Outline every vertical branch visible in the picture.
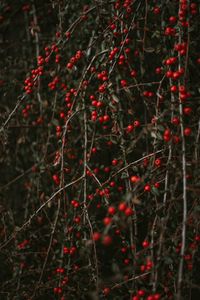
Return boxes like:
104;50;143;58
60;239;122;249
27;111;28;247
195;118;200;161
31;198;61;299
176;4;188;297
142;0;148;53
32;1;40;58
82;92;99;292
177;81;188;300
32;1;43;112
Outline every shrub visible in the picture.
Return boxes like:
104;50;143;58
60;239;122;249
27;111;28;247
0;1;200;299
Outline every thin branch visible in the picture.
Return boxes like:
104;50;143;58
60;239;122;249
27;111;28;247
0;175;84;250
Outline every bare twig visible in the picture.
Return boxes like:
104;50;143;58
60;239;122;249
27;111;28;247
0;175;84;250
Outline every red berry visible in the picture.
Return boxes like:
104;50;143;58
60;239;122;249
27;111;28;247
118;202;127;211
124;258;130;265
154;294;161;300
134;120;140;127
108;206;116;215
172;71;181;79
112;159;118;166
142;240;150;248
109;181;115;187
163;129;171;142
155;67;162;74
154;182;160;188
147;296;154;300
126;124;134;133
138;289;146;296
184;127;191;136
166;70;173;78
140;265;146;272
195;235;200;242
130;175;140;183
52;174;60;185
103;115;110;122
121;79;127;87
169;16;177;23
183;107;192;115
103;287;110;295
171;117;180;125
130;70;137;77
103;217;112;226
67;62;73;69
170;85;177;92
153;6;161;14
132;296;140;300
121;247;127;253
154;158;161;167
124;207;134;216
144;184;151;192
92;232;101;241
98;84;106;93
102;235;112;246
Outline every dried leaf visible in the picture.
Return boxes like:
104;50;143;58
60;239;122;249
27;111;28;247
132;196;142;205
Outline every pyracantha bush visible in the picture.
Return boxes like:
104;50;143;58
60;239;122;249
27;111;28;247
0;0;200;299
